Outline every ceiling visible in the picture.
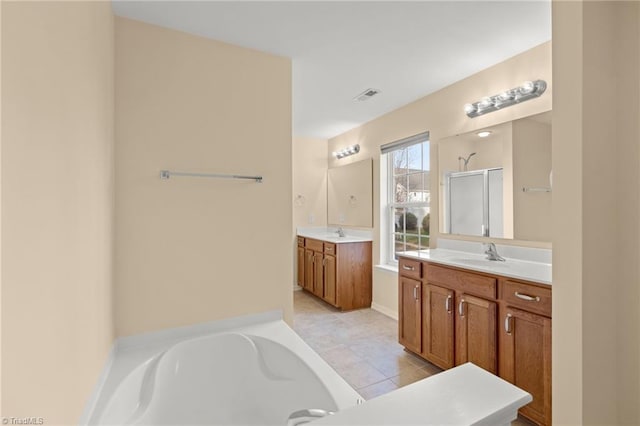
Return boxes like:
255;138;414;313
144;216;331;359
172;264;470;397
112;1;552;140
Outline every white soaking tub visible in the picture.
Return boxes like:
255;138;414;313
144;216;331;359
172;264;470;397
84;311;531;426
86;312;362;426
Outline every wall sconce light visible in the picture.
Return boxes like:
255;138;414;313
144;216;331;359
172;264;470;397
464;80;547;118
333;144;360;159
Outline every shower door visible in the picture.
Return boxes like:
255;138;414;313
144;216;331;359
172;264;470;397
445;168;503;237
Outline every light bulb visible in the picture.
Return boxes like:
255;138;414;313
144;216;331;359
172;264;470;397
478;97;493;109
520;81;535;95
497;91;513;101
464;103;476;114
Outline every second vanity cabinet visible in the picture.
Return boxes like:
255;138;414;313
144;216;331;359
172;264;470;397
298;236;372;310
398;255;551;426
400;258;498;373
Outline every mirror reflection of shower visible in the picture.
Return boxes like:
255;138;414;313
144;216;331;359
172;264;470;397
458;152;476;171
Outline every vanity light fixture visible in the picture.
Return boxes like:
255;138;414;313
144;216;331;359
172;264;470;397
477;131;492;138
333;144;360;159
464;80;547;118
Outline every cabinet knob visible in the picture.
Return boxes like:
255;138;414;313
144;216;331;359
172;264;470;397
445;295;452;313
402;264;415;271
458;299;466;317
413;285;419;300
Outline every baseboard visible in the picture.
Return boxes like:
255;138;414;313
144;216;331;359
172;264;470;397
78;342;117;425
371;302;398;321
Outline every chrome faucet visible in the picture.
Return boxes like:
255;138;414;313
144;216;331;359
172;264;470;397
287;409;334;426
335;227;345;237
484;243;505;261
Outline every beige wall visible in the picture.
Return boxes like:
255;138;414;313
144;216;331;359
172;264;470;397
293;137;328;228
1;2;114;423
115;18;293;336
1;0;4;415
553;0;640;424
327;158;373;228
328;42;552;316
512;118;552;242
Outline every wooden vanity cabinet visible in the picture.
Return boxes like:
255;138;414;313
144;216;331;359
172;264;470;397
323;244;337;305
418;262;497;372
398;257;498;374
397;256;552;426
499;280;552;426
299;237;372;310
455;293;498;374
296;237;305;287
422;283;455;369
303;249;313;292
312;251;324;297
399;276;422;354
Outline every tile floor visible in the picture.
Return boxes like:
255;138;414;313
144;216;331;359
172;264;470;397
292;289;535;425
292;290;442;400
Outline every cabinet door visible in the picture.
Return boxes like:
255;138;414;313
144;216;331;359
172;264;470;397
455;293;497;374
500;306;552;426
398;277;421;354
304;249;314;291
423;284;455;369
313;251;324;298
323;255;336;305
297;246;305;287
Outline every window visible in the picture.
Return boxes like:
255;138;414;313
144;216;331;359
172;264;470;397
382;134;430;263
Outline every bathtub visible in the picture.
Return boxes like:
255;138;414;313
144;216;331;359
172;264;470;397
85;311;531;426
86;312;362;426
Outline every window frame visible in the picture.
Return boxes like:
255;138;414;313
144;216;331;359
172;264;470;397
384;138;430;265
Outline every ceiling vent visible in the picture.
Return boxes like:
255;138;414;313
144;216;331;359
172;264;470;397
353;88;381;101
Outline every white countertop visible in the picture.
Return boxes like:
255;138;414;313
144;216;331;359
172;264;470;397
400;248;552;285
312;362;532;426
297;227;373;244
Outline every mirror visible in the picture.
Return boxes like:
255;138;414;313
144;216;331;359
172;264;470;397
328;158;373;227
439;112;551;242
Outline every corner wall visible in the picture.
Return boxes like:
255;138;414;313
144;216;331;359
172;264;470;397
293;137;328;229
552;0;640;423
114;18;293;336
1;2;114;423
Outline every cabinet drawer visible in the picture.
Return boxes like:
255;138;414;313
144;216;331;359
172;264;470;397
398;257;422;279
425;263;496;299
324;242;336;254
304;238;323;252
297;237;305;247
502;280;551;317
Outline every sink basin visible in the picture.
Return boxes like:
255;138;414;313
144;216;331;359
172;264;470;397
449;258;507;267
